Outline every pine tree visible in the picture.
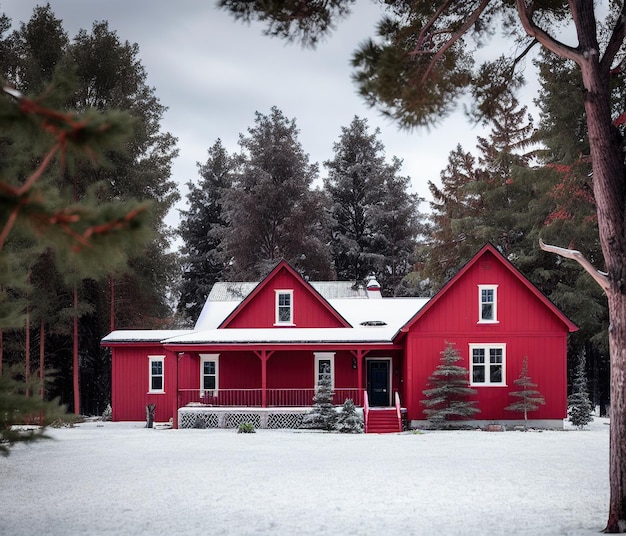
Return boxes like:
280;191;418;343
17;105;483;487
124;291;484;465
220;107;332;281
324;116;421;288
1;6;180;414
335;398;363;433
178;139;233;323
568;350;594;430
421;342;480;427
505;356;545;426
300;373;337;431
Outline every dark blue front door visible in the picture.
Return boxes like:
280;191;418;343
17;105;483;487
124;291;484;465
367;360;390;407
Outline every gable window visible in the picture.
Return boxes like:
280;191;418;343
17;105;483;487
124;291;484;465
478;285;498;323
314;352;335;388
470;344;506;386
275;290;294;325
148;356;165;393
200;354;219;395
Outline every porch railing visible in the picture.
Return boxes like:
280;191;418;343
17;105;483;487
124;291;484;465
178;388;362;408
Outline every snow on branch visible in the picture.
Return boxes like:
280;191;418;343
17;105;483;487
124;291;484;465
539;238;610;293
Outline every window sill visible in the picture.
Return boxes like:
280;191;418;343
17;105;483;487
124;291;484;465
273;322;296;327
147;390;166;395
470;384;507;388
477;320;499;325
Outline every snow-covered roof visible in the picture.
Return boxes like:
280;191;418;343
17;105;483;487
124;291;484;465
163;326;401;345
101;330;193;343
103;297;429;346
208;280;367;302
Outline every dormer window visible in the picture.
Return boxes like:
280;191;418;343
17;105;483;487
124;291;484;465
478;285;498;323
275;290;294;325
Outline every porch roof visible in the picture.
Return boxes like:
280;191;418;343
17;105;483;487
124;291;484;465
161;325;402;345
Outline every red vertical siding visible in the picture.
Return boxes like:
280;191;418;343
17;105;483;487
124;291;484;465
402;251;571;423
224;267;346;328
111;345;175;422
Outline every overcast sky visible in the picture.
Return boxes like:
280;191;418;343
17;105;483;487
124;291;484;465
2;1;509;234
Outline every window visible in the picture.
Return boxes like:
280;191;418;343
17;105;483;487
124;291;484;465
148;356;165;393
200;354;219;395
314;352;335;388
470;344;506;386
478;285;498;323
275;290;294;325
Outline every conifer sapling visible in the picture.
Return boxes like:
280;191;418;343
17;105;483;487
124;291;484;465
568;350;594;430
421;342;480;427
505;356;545;425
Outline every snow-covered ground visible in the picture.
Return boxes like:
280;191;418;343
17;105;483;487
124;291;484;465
0;419;610;535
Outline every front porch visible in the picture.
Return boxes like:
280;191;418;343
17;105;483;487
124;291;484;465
176;389;406;432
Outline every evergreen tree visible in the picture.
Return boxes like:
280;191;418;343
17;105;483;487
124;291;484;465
0;6;179;414
335;398;363;433
300;373;337;431
505;356;545;425
421;342;480;427
178;139;233;323
325;116;420;290
568;349;594;430
220;107;332;281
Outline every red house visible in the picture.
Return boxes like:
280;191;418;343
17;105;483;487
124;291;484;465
102;244;577;431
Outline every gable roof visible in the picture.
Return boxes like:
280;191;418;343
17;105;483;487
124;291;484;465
217;260;353;329
397;243;578;335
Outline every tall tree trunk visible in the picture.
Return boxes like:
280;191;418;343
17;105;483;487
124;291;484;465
39;318;44;400
73;286;80;415
577;37;626;536
25;304;30;396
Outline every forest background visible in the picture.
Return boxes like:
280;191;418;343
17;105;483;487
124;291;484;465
0;4;607;420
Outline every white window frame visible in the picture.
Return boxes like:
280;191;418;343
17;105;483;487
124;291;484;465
469;343;506;386
478;285;499;323
314;352;335;388
148;355;165;394
200;354;219;396
275;289;294;325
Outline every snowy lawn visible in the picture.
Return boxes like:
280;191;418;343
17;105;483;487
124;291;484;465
0;419;609;535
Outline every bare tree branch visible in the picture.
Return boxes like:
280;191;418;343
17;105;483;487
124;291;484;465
516;0;582;64
539;238;610;293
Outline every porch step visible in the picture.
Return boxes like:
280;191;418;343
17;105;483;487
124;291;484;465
366;408;402;434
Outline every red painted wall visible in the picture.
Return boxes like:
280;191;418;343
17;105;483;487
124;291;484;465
402;251;570;423
224;267;346;328
111;345;176;422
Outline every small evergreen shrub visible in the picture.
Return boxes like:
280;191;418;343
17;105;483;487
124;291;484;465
336;398;363;433
421;342;480;428
300;373;337;431
568;350;594;430
237;422;256;434
505;356;545;426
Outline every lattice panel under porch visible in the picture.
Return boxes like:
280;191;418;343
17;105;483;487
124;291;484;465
179;411;219;429
267;412;304;429
224;413;261;429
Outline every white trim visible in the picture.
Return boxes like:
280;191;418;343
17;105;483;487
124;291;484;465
148;355;165;394
469;343;506;386
200;354;220;395
314;352;335;388
275;289;294;325
478;284;499;323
